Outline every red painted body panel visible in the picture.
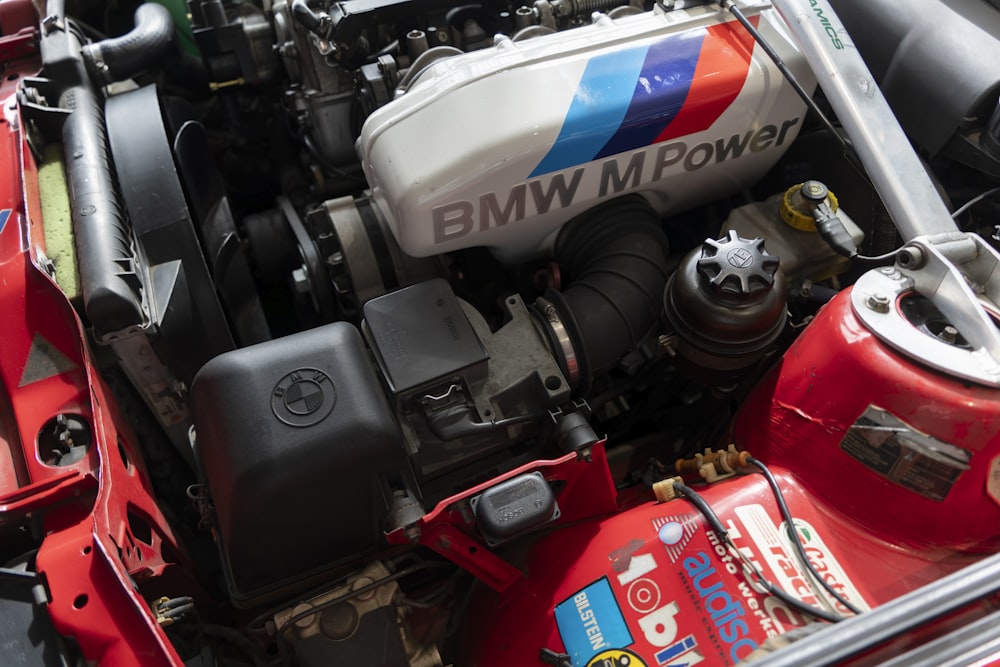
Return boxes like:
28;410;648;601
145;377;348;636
0;22;187;665
464;465;985;667
733;291;1000;551
387;443;620;597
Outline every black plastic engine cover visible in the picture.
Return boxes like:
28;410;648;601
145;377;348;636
191;322;404;606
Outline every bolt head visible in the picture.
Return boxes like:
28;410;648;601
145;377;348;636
865;292;891;313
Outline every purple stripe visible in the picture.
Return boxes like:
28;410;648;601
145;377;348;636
594;28;706;160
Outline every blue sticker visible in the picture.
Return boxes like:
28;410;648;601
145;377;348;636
0;210;10;235
555;578;633;667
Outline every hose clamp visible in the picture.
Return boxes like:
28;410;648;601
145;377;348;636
535;297;580;389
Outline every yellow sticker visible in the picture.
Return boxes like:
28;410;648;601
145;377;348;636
586;648;648;667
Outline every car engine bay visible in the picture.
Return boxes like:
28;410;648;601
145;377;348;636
4;0;1000;665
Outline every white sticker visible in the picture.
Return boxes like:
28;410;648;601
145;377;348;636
778;518;870;613
987;455;1000;508
734;504;868;614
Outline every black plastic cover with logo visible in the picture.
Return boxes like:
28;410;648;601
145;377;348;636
191;322;405;606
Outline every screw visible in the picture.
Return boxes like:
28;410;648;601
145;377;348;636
897;245;925;270
865;293;891;313
939;326;959;345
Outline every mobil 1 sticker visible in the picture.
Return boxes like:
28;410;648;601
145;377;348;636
555;550;707;667
840;405;971;501
555;578;633;667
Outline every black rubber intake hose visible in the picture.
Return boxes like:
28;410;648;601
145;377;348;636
536;197;670;393
81;3;175;85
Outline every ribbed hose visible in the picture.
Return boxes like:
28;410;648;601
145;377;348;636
81;3;175;85
61;83;145;335
40;0;146;335
536;197;670;393
571;0;621;15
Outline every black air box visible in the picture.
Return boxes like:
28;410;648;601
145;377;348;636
191;322;404;605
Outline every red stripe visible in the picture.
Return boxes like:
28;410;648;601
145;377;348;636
653;16;759;143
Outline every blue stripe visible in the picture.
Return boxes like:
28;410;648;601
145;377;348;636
595;29;705;159
0;210;10;235
530;45;649;177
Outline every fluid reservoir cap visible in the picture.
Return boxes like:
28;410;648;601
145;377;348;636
780;181;839;232
696;230;780;297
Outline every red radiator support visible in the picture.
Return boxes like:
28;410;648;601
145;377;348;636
0;16;189;665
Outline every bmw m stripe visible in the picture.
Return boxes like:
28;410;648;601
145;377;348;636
531;17;758;177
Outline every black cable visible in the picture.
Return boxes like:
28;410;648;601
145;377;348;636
718;0;851;155
854;249;900;263
672;480;845;624
673;481;730;537
747;457;863;615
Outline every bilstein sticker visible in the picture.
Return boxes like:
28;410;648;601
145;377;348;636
555;578;633;667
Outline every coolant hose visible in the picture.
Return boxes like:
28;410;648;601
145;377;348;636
39;0;145;335
61;84;146;335
81;3;176;85
535;197;670;393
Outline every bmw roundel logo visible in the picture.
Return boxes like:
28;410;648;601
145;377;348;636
271;368;336;427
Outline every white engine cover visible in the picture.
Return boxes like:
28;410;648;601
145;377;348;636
358;3;813;261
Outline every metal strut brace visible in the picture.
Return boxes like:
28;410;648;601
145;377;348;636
768;0;1000;385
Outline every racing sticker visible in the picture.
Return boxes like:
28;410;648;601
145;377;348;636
734;505;868;614
840;405;971;501
778;518;870;613
987;455;1000;508
555;578;633;667
587;648;648;667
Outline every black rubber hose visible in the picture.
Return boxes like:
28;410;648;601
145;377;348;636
292;0;326;34
39;0;143;334
538;197;670;392
81;3;176;85
56;66;145;336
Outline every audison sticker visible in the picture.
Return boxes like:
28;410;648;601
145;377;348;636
840;405;971;501
555;578;633;667
680;550;758;663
